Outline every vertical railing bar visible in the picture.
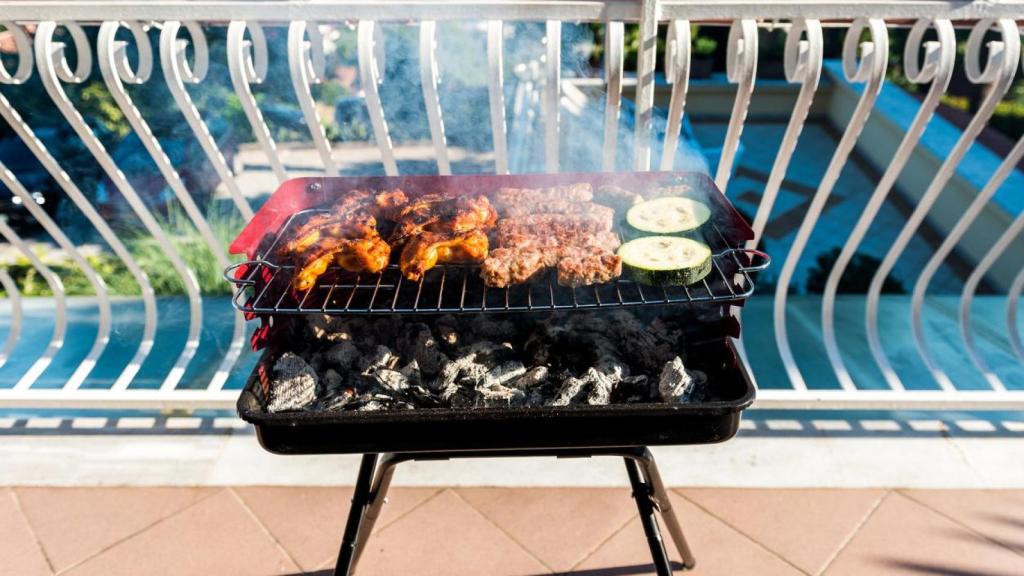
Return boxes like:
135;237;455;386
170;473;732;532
486;20;509;175
36;21;201;392
358;21;399;176
544;20;561;174
288;20;340;176
1007;268;1024;363
821;18;955;392
602;21;624;171
961;203;1024;379
160;21;254;221
419;20;450;175
1;22;156;392
913;133;1024;392
659;20;690;171
0;163;110;390
774;18;888;392
99;21;239;392
632;0;657;171
0;268;21;369
715;19;758;192
459;271;468;311
227;20;287;183
0;219;66;391
866;18;1019;392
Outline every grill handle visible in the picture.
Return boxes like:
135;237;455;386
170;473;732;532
223;259;280;287
720;248;771;273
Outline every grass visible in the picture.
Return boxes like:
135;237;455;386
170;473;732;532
0;201;246;298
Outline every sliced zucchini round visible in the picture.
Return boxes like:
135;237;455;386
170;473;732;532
625;196;711;236
617;236;712;286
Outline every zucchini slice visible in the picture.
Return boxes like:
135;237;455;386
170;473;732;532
625;196;711;236
617;236;713;286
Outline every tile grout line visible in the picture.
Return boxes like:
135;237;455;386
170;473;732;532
50;488;222;575
814;490;891;576
7;488;57;575
896;489;1024;562
227;487;303;572
312;487;448;572
568;509;637;572
449;489;556;574
671;488;812;576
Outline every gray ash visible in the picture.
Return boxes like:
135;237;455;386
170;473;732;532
264;311;708;413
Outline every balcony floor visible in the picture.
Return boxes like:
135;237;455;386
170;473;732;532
4;485;1023;575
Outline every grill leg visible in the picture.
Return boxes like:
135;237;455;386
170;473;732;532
349;453;401;572
631;448;697;569
625;457;674;576
334;453;379;576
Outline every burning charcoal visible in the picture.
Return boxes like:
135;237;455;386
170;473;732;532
469;315;517;341
483;361;527;388
372;369;410;393
322;368;344;392
434;315;460;350
595;356;629;383
434;341;512;391
440;383;475;408
402;325;448;376
360;345;398;374
613;375;652;403
324;341;360;372
549;371;592;406
658;357;707;403
407;384;443;408
267;352;318;412
307;315;353;342
399;360;422;388
510;366;548;391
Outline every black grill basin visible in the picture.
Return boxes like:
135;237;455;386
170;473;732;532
237;338;754;455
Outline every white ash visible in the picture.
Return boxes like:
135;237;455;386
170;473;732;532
483;361;527;388
658;357;707;403
267;352;318;412
510;366;549;390
372;369;410;393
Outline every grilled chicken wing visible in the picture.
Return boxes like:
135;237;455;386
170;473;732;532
390;195;497;245
399;230;489;281
293;234;392;291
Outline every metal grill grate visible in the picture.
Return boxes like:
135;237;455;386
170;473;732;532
225;209;769;316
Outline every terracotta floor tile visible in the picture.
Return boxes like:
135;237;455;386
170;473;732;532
14;486;213;572
355;489;549;576
576;492;803;576
825;492;1024;575
0;489;52;576
235;486;438;571
901;489;1024;555
63;489;298;576
679;488;885;574
456;487;637;572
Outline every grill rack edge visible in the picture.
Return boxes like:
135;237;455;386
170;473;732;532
225;208;770;316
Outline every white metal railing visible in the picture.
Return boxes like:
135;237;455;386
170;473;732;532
0;1;1021;411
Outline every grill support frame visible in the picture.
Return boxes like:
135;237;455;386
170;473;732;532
334;446;695;576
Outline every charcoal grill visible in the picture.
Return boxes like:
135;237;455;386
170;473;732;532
226;172;767;575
